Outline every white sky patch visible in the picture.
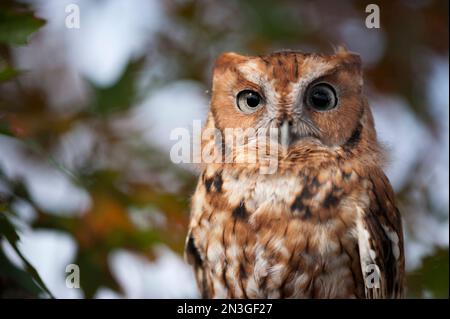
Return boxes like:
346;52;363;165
404;237;431;272
109;246;199;298
371;86;449;271
426;58;449;212
21;0;165;87
404;58;449;270
94;287;121;299
0;136;91;215
65;0;164;86
11;199;37;224
131;80;208;153
14;0;88;113
371;96;432;191
413;212;449;248
404;205;449;271
54;123;96;172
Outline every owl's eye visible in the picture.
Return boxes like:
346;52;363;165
236;90;264;114
306;83;337;111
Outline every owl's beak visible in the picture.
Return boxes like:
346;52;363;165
279;120;291;149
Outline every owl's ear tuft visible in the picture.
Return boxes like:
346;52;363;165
334;46;362;67
333;44;350;55
344;52;362;66
214;52;248;71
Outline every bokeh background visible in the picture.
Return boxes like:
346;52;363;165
0;0;448;298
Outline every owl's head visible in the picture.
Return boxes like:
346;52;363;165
206;49;380;167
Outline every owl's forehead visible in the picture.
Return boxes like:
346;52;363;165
237;52;336;86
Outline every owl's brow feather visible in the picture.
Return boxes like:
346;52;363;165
234;61;265;87
298;64;346;89
234;72;263;90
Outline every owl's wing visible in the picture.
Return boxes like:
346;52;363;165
356;169;405;299
184;230;210;298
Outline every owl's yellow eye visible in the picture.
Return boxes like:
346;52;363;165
236;90;264;114
306;83;337;111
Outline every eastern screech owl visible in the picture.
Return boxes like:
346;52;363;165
185;49;405;299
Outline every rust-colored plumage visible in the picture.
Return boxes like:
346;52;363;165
185;50;405;298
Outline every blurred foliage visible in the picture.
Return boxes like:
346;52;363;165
0;1;45;45
89;58;145;117
0;212;52;298
407;247;449;298
0;0;448;298
0;0;51;298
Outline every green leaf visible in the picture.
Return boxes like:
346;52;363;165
0;65;22;82
0;214;20;243
74;249;121;298
89;58;145;116
407;247;449;298
0;213;54;297
0;117;14;136
0;3;46;45
0;247;44;297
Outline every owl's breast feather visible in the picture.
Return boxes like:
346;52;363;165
187;165;369;298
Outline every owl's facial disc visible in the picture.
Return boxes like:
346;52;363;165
211;50;370;150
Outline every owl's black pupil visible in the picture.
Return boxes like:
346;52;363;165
246;93;260;107
311;90;331;108
308;84;337;110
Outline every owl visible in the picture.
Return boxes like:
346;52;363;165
185;49;405;299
